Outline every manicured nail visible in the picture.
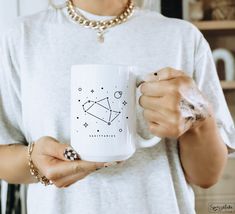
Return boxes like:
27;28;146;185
117;161;125;165
64;147;80;161
96;167;103;171
104;162;118;168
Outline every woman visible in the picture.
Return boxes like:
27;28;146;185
0;0;235;213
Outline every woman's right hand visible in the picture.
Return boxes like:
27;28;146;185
31;136;114;188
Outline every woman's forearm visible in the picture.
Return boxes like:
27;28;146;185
179;116;228;188
0;144;37;184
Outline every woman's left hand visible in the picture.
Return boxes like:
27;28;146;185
139;67;212;139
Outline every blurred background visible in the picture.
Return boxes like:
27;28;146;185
0;0;235;213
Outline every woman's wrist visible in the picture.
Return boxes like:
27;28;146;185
0;144;38;184
27;142;53;186
185;105;213;133
179;113;225;150
22;145;38;184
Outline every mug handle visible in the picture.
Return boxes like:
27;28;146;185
136;134;161;148
135;75;162;148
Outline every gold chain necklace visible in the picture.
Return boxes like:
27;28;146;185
66;0;135;43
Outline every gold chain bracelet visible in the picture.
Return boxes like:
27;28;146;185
28;143;53;186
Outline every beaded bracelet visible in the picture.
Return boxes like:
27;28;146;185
28;143;53;186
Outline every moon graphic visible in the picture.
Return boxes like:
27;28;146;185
114;91;123;99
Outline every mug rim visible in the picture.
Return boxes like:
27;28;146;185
71;64;139;72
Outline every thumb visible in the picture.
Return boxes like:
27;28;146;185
42;137;80;161
151;67;185;81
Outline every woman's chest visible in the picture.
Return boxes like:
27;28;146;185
19;27;194;141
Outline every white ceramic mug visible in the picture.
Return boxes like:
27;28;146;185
71;64;161;162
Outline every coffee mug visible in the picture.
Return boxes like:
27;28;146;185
71;64;161;162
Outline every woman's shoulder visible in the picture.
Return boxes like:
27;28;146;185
136;8;200;35
134;8;204;47
1;7;62;40
135;8;201;36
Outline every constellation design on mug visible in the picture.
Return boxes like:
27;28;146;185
114;91;123;99
82;97;121;125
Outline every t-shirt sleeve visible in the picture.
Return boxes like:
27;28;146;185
194;34;235;154
0;31;26;145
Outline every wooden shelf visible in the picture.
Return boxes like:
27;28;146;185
221;81;235;90
193;20;235;31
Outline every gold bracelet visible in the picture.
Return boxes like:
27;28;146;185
28;143;53;186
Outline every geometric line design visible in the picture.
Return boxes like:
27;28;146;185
82;97;121;125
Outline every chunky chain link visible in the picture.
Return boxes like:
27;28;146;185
66;0;135;42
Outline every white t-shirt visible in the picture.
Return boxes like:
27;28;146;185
0;6;235;214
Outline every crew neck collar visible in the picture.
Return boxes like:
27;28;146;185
62;5;139;22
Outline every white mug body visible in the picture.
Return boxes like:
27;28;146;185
71;64;139;162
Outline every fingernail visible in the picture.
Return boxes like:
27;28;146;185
64;147;80;161
96;167;103;171
117;161;125;165
104;161;118;168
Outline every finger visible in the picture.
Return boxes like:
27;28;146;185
44;160;106;180
140;80;171;97
147;122;169;138
148;121;183;139
154;67;186;81
140;96;169;118
139;95;181;113
143;108;178;131
53;162;121;188
140;67;185;84
147;122;172;138
69;160;106;174
143;109;166;126
52;170;88;188
139;95;166;111
139;95;160;111
37;137;79;161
